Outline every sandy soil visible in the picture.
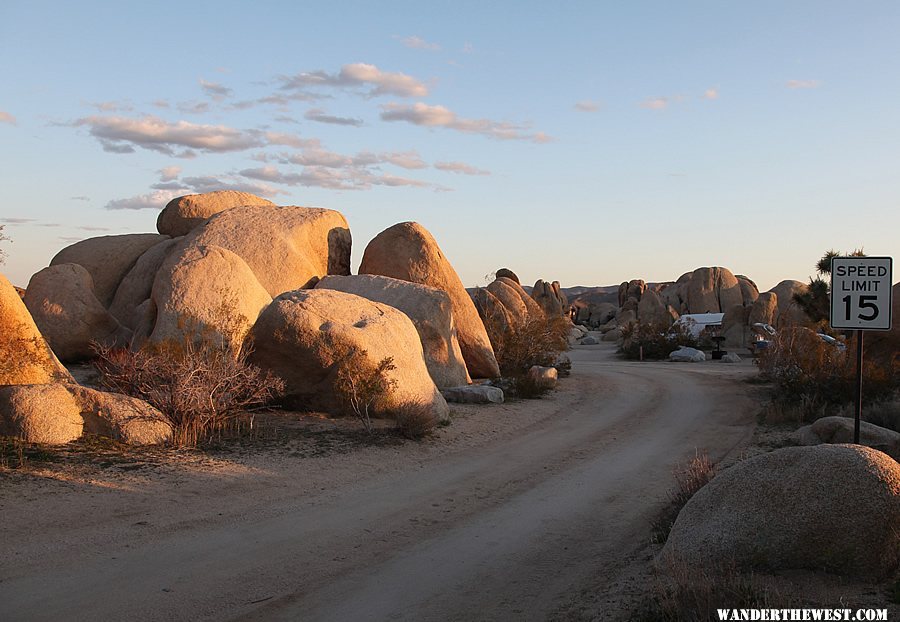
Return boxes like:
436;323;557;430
0;344;877;621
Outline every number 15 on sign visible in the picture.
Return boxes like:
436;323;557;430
830;257;893;331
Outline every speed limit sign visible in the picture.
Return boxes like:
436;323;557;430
830;256;893;331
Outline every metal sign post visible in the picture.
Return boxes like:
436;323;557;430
830;256;893;443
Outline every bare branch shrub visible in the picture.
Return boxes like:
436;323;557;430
92;335;284;448
651;451;717;544
332;347;397;434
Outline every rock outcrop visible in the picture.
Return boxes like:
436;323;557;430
360;222;499;379
316;274;470;389
685;267;743;314
247;289;450;420
532;279;567;317
663;445;900;578
1;272;72;385
24;263;131;361
108;237;181;329
157;190;275;237
494;268;520;285
749;292;778;326
50;233;168;307
175;205;351;298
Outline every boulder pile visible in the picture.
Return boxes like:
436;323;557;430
7;193;539;442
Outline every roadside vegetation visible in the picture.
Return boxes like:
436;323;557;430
650;451;716;545
619;321;698;361
483;314;570;398
93;338;284;448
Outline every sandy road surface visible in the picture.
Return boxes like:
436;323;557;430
0;344;758;621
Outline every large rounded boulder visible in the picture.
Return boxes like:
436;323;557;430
178;205;351;297
24;263;131;361
315;275;470;389
1;272;72;385
50;233;168;307
663;445;900;579
67;385;171;445
532;279;566;317
148;244;272;352
247;289;450;421
749;291;778;326
157;190;275;237
359;222;499;379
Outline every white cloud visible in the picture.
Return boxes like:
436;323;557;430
304;108;364;127
382;150;427;169
574;100;601;113
702;88;718;100
91;101;133;112
105;189;184;210
380;102;552;143
279;63;428;98
264;132;321;149
397;35;440;51
0;111;16;125
240;164;438;192
177;101;211;115
787;79;821;89
199;79;233;100
434;161;490;176
75;115;266;156
158;166;182;181
640;97;669;110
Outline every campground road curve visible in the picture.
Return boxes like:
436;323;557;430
0;343;758;621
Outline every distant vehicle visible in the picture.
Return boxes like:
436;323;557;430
750;323;776;354
674;313;725;340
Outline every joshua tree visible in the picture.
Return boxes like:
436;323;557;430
794;248;865;324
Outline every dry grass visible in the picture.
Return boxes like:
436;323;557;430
391;400;437;440
634;556;783;621
650;451;717;544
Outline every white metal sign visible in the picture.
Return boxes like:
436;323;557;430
830;256;893;331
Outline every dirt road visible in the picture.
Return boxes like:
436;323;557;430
0;344;759;621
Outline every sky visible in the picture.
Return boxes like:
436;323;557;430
1;1;898;292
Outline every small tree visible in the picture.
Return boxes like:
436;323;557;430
332;347;397;434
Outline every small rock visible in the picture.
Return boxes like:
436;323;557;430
441;385;504;404
669;346;707;362
527;365;558;389
580;336;600;345
721;352;742;363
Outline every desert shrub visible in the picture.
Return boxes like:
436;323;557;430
756;327;897;423
391;400;437;439
620;321;698;360
332;347;397;434
651;451;717;544
492;314;570;375
93;337;284;448
840;397;900;434
635;557;781;621
482;313;569;398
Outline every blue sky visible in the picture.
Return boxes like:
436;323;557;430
1;1;898;291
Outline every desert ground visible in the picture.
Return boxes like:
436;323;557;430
0;342;770;621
